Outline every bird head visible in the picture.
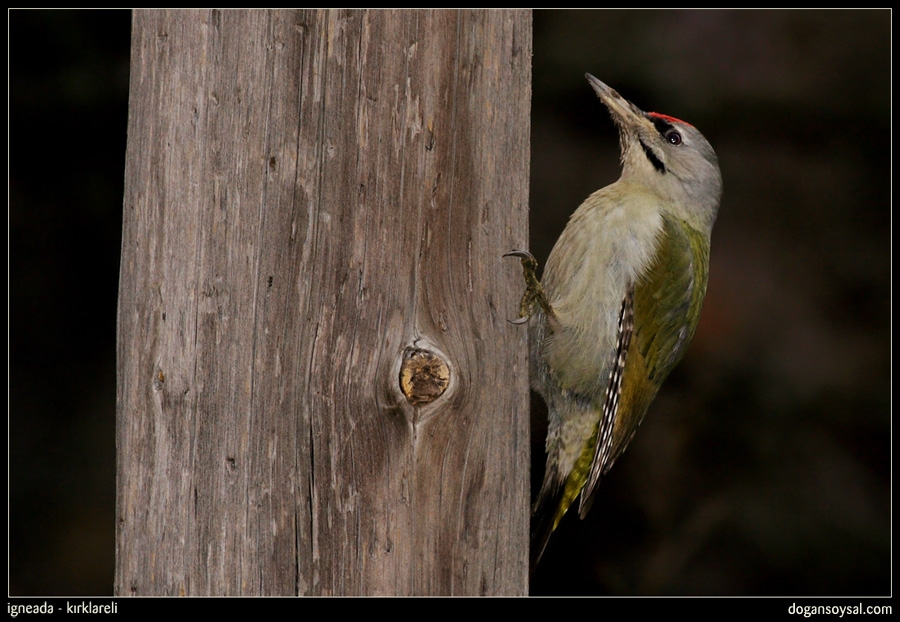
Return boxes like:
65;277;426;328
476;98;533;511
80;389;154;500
586;74;723;234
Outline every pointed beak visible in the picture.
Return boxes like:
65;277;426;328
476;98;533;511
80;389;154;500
585;74;648;130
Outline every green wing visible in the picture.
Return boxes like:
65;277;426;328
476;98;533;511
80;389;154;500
580;214;710;514
612;214;709;470
533;215;710;563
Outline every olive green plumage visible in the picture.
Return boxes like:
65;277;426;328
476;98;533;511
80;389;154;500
509;75;722;569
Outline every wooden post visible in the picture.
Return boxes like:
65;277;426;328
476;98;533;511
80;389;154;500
116;9;531;596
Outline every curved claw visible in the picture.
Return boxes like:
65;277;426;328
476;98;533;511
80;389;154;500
503;249;535;261
505;247;554;325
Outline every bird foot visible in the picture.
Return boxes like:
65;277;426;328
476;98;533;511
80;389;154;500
504;249;555;324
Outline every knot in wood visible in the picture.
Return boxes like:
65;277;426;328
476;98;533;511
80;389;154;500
399;348;450;406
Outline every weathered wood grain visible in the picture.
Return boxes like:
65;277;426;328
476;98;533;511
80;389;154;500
116;9;531;595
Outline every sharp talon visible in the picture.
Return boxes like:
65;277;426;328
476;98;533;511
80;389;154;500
506;247;553;324
503;249;534;260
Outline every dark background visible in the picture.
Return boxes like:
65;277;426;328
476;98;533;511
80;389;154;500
9;10;890;596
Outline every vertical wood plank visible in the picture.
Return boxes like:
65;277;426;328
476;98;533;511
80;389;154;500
117;9;531;596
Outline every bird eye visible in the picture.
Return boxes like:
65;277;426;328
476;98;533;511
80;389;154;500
665;130;682;145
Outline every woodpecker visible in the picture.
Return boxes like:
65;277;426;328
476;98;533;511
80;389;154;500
507;75;722;568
